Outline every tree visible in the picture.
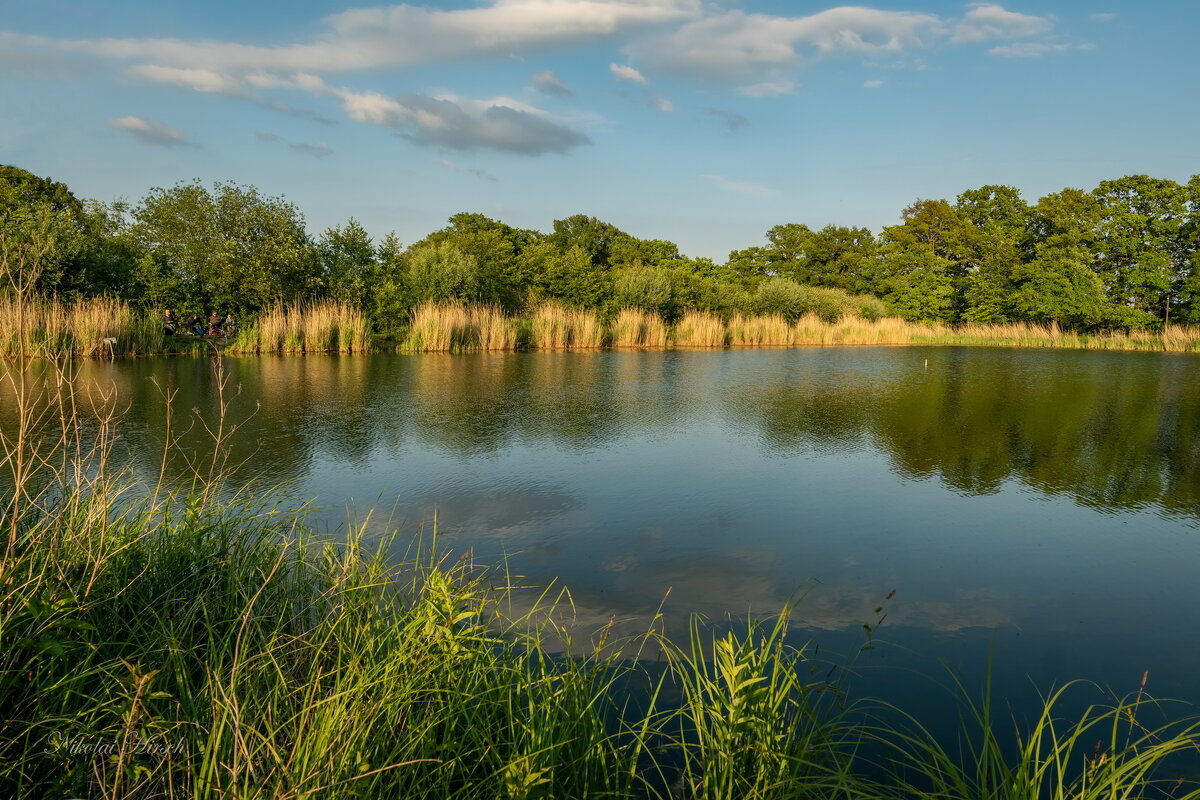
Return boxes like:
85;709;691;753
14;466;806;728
548;214;628;269
613;267;673;317
1094;175;1188;325
876;199;975;321
317;219;376;308
519;239;613;308
0;165;122;298
404;241;479;304
130;181;316;313
956;185;1030;323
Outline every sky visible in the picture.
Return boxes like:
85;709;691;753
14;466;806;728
1;0;1197;260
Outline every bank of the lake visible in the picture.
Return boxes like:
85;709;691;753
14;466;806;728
4;296;1200;359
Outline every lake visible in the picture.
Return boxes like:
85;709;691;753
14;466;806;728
7;345;1200;721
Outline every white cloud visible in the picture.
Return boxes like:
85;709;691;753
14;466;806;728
951;4;1053;43
532;69;572;95
737;80;795;97
703;174;778;198
609;62;647;84
47;0;700;74
863;78;884;88
109;116;190;147
989;41;1090;57
127;64;247;95
652;95;673;111
321;82;590;155
1089;12;1116;22
630;7;945;81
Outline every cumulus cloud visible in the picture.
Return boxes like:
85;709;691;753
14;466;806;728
127;64;248;95
325;83;590;155
43;0;700;74
110;116;191;147
709;108;750;131
703;174;778;198
629;7;945;81
531;69;572;95
609;62;647;84
951;3;1052;43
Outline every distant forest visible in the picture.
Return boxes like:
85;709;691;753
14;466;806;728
3;164;1198;332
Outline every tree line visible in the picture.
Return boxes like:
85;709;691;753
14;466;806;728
3;164;1199;332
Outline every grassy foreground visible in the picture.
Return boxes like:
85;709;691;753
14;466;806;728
4;359;1200;800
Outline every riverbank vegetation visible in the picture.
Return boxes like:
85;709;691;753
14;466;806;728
4;164;1200;353
4;358;1200;799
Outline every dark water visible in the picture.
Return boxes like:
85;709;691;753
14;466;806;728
7;347;1200;719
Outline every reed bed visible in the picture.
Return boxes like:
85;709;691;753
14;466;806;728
400;300;518;352
728;313;795;347
611;307;669;348
529;302;604;350
0;295;160;358
228;300;370;354
672;310;727;348
923;321;1200;353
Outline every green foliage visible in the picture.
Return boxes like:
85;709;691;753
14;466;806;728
6;163;1200;333
129;181;315;314
317;218;377;308
404;240;479;304
613;266;673;317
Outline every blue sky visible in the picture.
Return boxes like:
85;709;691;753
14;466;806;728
2;0;1196;260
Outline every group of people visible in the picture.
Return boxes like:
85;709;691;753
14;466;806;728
163;310;235;337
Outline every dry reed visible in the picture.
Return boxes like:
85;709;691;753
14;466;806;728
402;300;517;352
0;295;160;358
612;308;668;348
229;300;371;354
728;313;794;347
530;302;604;350
673;311;727;348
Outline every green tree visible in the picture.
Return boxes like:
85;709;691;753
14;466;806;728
613;267;673;317
404;241;479;304
317;219;376;308
130;181;315;313
519;239;613;308
1094;175;1188;326
956;185;1029;323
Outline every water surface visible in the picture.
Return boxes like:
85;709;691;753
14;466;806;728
7;346;1199;716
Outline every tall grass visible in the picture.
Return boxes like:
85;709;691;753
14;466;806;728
227;301;371;354
868;670;1200;800
729;313;795;347
529;302;604;350
400;300;517;352
0;295;160;358
611;307;669;348
673;311;727;348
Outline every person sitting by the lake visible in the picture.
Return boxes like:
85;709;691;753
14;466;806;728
189;314;204;336
223;313;236;337
208;311;222;336
163;309;176;336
